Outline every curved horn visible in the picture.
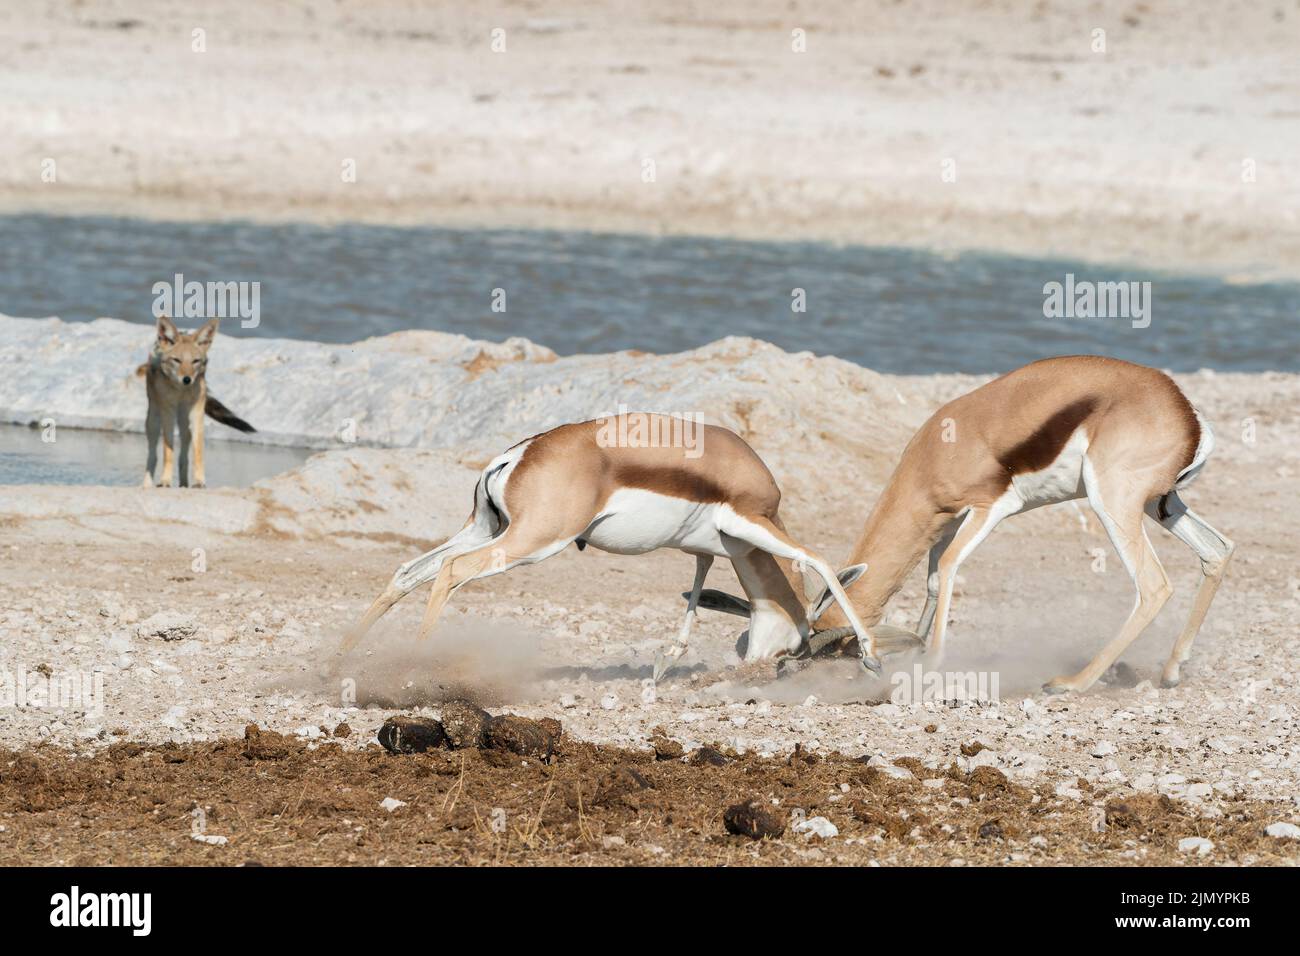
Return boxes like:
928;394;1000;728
806;626;855;656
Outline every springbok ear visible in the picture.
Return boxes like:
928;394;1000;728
156;314;179;345
808;563;868;620
687;589;752;618
800;566;822;603
194;318;219;348
871;624;926;656
837;563;867;589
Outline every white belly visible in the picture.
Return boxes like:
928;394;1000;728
580;488;725;556
1010;427;1089;509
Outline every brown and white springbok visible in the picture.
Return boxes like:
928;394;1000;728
332;414;921;680
696;356;1234;693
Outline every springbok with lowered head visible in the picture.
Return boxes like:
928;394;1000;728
333;414;920;679
696;356;1233;693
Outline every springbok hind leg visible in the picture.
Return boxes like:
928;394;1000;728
1044;479;1171;694
1145;493;1235;687
415;527;577;641
329;521;493;665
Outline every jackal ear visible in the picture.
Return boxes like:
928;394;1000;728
195;318;219;349
156;314;178;345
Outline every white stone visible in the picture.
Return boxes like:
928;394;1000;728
1090;741;1117;757
136;611;198;642
794;816;838;840
1264;822;1300;839
1178;837;1214;856
379;797;407;813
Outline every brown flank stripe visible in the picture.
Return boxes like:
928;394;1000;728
997;397;1099;476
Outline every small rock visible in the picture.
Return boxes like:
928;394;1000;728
483;714;562;761
241;724;293;760
978;819;1003;840
136;611;198;642
690;745;730;767
600;694;619;711
377;716;448;754
723;800;785;840
333;722;352;738
191;833;228;846
589;766;654;807
1264;822;1300;839
1090;741;1118;757
650;735;684;761
1054;783;1084;801
1101;662;1140;688
379;797;407;813
794;816;838;840
1178;836;1214;856
440;699;491;749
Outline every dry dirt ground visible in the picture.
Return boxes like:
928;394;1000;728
2;730;1296;866
2;0;1297;278
1;363;1299;864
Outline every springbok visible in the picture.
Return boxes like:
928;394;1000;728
695;356;1234;693
332;414;921;679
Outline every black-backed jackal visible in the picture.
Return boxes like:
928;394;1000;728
139;315;255;488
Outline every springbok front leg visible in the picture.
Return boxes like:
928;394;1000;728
653;553;713;682
717;510;880;672
927;501;1015;667
1145;492;1234;687
916;516;962;641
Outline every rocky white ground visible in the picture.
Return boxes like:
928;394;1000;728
2;329;1298;823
